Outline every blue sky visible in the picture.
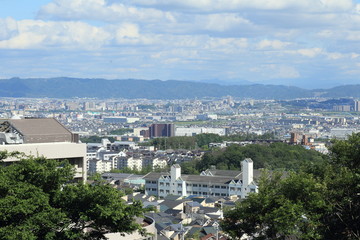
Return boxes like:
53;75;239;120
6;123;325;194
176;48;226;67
1;0;360;88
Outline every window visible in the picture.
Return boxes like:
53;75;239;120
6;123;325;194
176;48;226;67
178;184;182;188
203;192;207;195
151;188;156;191
146;180;151;184
215;185;220;189
160;190;164;193
160;183;164;186
193;184;198;187
221;186;227;189
166;190;170;193
193;191;198;194
221;193;227;196
178;191;182;195
151;181;156;184
215;193;220;196
230;187;235;191
202;184;208;187
166;183;170;186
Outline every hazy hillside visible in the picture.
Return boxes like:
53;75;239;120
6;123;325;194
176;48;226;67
0;77;357;99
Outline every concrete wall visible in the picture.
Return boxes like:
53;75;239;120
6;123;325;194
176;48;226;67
0;142;87;181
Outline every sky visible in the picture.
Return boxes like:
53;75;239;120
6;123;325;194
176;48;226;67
1;0;360;89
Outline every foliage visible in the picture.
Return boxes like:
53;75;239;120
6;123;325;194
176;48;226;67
197;142;326;171
109;128;132;135
320;134;360;239
148;133;275;150
80;136;116;143
223;132;276;141
221;133;360;240
180;161;200;174
222;171;327;240
0;153;146;240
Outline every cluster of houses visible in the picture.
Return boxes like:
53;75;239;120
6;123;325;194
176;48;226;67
0;118;258;240
100;159;259;240
86;138;203;174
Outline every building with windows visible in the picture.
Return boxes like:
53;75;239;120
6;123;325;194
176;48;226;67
149;123;175;138
144;158;259;199
0;118;86;181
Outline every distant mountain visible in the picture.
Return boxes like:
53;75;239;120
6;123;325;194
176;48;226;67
314;85;360;98
0;77;358;100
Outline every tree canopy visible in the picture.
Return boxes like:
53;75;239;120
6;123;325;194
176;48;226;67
146;132;275;150
197;142;326;171
0;152;145;240
221;133;360;240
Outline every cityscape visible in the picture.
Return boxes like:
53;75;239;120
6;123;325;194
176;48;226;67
0;94;359;239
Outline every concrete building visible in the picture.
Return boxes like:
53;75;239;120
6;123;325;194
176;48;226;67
103;117;139;124
355;100;360;112
149;123;175;138
175;127;229;136
0;118;86;181
144;158;258;199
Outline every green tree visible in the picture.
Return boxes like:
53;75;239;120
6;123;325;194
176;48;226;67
0;153;146;240
221;171;328;240
321;134;360;239
197;143;326;171
109;128;132;135
221;133;360;240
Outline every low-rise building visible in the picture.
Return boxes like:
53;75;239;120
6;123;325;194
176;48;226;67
144;158;258;199
0;118;86;181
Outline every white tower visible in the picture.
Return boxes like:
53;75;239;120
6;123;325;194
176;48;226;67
170;164;182;195
171;164;181;180
242;158;253;188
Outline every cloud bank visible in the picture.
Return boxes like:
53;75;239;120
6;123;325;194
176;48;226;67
0;0;360;88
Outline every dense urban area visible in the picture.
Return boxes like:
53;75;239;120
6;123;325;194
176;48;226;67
0;96;359;240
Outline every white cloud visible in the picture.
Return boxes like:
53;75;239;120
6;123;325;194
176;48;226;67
297;48;323;58
131;0;354;12
257;39;290;50
202;14;252;32
1;0;360;86
38;0;175;23
0;17;18;41
0;19;111;49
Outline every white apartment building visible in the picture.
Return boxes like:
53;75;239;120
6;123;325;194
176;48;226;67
114;156;167;172
144;158;258;199
175;127;229;137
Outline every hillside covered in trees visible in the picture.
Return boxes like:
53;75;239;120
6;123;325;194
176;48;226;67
197;142;326;171
221;133;360;240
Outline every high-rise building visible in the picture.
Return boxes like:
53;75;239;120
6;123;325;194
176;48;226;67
149;123;175;138
354;100;360;112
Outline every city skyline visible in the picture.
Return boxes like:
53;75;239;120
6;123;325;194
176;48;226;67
1;0;360;89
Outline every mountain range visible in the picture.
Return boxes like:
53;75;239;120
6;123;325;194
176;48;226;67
0;77;359;100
